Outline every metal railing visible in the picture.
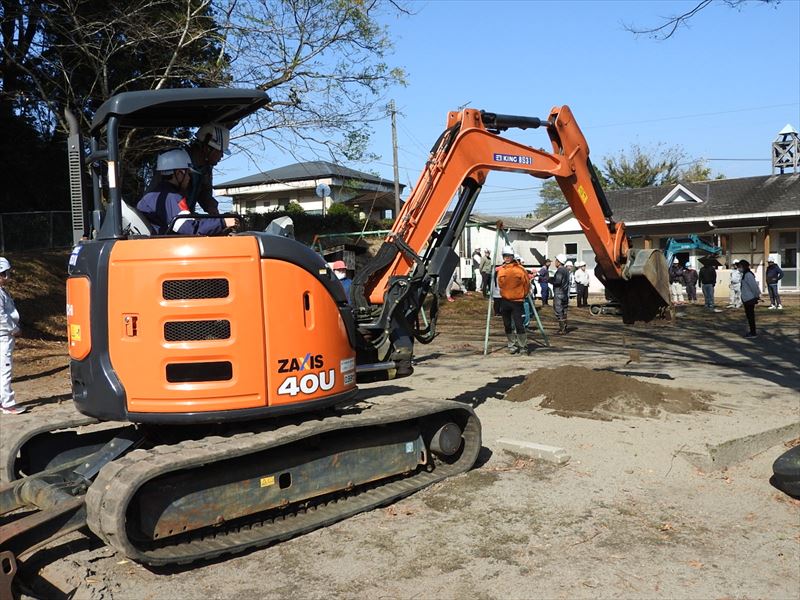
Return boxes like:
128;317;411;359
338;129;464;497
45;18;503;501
0;211;73;252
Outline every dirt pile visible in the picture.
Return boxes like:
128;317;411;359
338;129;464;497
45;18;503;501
504;365;711;420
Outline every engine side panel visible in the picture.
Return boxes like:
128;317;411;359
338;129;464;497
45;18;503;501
107;236;268;414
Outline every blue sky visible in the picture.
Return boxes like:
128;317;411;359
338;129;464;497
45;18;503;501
219;0;800;216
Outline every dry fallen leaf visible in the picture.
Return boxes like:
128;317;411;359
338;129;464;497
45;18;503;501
659;522;674;532
688;560;704;569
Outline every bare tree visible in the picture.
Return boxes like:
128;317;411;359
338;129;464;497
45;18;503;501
219;0;408;165
0;0;409;206
623;0;780;40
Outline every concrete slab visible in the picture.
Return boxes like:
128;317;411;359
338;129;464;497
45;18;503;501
679;421;800;472
496;438;571;464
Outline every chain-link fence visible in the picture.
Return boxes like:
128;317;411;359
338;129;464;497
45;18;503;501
0;211;73;252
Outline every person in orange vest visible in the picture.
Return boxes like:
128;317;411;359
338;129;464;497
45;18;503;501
497;246;531;354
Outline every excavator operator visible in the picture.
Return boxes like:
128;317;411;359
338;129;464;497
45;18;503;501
136;148;236;235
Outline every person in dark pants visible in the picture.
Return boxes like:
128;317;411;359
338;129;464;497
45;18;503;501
497;246;530;354
739;260;760;338
698;262;717;310
683;262;698;303
766;258;784;310
537;259;551;305
573;261;590;307
479;250;493;297
551;254;570;334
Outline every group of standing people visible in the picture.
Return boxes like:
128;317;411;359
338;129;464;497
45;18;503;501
668;258;721;310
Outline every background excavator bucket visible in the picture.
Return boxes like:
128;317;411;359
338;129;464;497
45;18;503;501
606;249;672;324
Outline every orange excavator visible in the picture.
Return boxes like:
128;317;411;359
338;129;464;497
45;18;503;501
0;88;669;595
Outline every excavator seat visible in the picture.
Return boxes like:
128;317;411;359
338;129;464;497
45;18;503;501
121;201;155;237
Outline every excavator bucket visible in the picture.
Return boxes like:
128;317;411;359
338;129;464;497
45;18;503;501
606;249;672;324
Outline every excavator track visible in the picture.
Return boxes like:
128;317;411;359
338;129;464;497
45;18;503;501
86;397;480;566
2;411;100;482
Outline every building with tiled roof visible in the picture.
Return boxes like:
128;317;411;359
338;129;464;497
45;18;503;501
214;161;403;219
530;173;800;293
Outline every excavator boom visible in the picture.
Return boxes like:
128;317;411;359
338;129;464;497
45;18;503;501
353;105;670;327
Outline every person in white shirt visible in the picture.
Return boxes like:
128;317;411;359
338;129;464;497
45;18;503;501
727;260;742;308
573;261;591;307
0;257;26;414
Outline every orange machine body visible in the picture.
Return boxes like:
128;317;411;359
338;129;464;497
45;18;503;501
67;233;357;423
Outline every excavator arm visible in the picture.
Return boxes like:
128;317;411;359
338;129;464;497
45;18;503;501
351;106;670;376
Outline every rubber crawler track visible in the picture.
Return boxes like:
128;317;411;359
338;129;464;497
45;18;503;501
85;398;481;566
2;412;99;482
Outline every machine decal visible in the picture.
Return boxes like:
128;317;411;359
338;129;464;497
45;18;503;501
277;369;336;396
344;373;355;386
493;153;533;165
260;476;275;488
340;357;355;372
278;353;324;373
68;245;82;267
577;184;589;204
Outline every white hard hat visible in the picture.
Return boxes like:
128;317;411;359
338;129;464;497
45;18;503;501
156;148;197;174
196;123;231;155
577;261;586;267
565;260;574;267
514;253;522;262
502;245;514;256
555;253;567;264
0;257;10;273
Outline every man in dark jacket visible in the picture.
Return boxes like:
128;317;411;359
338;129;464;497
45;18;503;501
668;259;685;304
537;259;551;305
137;148;236;236
683;262;699;303
766;258;784;309
551;254;570;334
698;262;717;310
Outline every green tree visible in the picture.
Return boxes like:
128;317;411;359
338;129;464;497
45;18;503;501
532;179;568;220
602;144;722;189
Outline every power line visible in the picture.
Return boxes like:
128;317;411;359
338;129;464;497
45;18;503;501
589;102;799;129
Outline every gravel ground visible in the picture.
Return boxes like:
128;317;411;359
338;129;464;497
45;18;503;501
2;296;799;600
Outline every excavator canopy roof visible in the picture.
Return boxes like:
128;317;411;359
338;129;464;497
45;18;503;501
90;88;270;134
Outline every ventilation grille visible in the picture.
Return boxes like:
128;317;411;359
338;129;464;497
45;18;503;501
166;361;232;383
164;320;231;341
163;278;229;300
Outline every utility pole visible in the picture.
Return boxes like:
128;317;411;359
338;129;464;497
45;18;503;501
389;100;401;219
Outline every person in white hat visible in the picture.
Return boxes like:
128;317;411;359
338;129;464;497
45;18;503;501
573;261;590;307
497;246;530;354
137;148;236;235
551;254;570;334
727;260;742;309
0;257;25;414
668;258;685;305
187;123;232;215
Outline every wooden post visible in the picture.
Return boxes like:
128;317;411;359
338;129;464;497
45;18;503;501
763;229;771;287
643;237;652;250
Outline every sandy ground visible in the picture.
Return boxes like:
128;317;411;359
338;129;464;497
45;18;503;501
2;296;799;600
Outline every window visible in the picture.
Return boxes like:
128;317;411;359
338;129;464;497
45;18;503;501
565;243;578;263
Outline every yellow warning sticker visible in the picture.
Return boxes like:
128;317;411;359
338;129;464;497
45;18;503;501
260;476;275;488
577;185;589;204
70;324;81;342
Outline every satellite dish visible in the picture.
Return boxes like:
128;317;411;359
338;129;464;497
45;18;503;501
315;183;331;198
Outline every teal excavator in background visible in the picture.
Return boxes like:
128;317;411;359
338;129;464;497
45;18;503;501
663;234;722;267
